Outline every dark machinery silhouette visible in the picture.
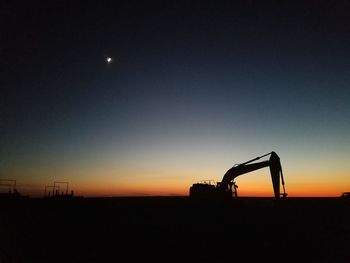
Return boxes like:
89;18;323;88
341;192;350;198
189;151;287;200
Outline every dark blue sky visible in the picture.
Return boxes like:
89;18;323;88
1;1;350;196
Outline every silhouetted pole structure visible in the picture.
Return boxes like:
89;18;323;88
53;181;69;195
44;185;60;197
0;179;17;193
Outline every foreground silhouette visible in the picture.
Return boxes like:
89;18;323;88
1;196;349;263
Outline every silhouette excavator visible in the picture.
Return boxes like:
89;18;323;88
189;151;287;200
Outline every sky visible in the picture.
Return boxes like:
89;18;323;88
1;0;350;197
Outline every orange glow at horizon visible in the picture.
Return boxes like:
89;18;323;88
6;154;350;198
71;182;347;197
14;181;348;198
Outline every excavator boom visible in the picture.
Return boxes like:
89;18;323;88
220;160;270;190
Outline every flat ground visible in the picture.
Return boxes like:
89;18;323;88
1;197;349;263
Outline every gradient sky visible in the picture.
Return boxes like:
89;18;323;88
1;0;350;197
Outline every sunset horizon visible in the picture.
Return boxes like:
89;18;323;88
1;1;349;199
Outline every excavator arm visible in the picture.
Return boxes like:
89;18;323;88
219;151;286;198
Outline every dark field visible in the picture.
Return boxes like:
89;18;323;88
1;197;350;263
